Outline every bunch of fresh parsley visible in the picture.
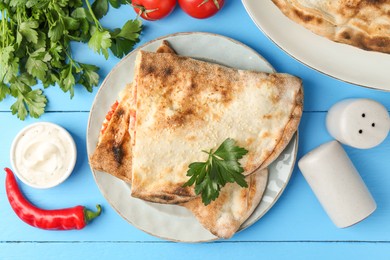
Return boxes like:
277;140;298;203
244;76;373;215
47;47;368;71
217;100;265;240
0;0;142;120
183;138;249;206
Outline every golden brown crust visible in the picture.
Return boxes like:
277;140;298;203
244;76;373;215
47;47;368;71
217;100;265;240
131;50;302;204
90;84;134;183
181;169;269;239
272;0;390;53
258;85;303;171
156;40;177;54
131;171;196;204
135;52;239;131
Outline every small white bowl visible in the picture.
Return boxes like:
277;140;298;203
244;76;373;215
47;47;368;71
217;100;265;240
10;122;77;189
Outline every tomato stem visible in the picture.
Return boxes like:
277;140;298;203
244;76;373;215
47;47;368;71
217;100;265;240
131;3;159;19
198;0;220;9
213;0;220;9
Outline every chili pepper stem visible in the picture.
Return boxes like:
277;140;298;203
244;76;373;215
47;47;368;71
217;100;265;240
84;204;102;223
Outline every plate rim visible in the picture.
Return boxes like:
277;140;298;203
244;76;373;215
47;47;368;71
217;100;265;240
87;31;298;242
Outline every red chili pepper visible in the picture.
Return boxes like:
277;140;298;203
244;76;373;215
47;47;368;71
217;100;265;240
4;168;101;230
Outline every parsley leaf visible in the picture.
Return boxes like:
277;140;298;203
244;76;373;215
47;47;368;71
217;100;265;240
0;46;19;83
24;89;47;118
110;37;134;58
88;30;112;59
9;74;46;120
25;48;51;81
19;20;39;44
183;138;249;206
63;16;80;31
0;82;10;102
71;7;89;19
48;21;65;43
60;64;76;97
117;19;142;41
11;96;28;121
78;63;100;92
110;20;142;58
108;0;128;8
92;0;109;20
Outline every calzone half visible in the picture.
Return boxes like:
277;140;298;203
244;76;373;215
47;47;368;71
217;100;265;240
272;0;390;53
130;50;303;204
181;168;269;239
89;41;175;183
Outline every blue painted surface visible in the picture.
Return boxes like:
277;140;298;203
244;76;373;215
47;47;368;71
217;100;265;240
1;1;390;259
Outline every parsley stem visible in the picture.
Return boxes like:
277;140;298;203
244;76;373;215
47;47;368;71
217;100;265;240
67;35;84;42
64;49;78;71
84;0;103;31
1;10;5;49
64;47;82;74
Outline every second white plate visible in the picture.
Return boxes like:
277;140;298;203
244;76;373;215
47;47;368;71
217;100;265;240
243;0;390;91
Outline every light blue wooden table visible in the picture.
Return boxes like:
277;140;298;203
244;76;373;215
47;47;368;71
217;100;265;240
1;1;390;259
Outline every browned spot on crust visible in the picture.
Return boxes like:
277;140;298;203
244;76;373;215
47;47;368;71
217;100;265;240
115;108;125;117
168;108;195;127
342;31;351;40
261;132;271;139
271;94;281;104
272;73;285;83
294;9;315;22
174;186;193;197
370;36;390;48
155;194;175;202
246;137;255;146
220;87;232;104
362;0;387;5
140;63;156;75
263;114;273;120
112;145;124;165
164;67;173;76
186;135;196;141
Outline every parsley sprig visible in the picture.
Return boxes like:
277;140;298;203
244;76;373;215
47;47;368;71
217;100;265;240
0;0;142;120
183;138;249;206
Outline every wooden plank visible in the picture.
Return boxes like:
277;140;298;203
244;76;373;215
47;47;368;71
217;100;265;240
1;241;390;259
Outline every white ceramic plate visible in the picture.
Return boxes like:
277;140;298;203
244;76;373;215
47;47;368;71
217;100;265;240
87;32;298;242
242;0;390;91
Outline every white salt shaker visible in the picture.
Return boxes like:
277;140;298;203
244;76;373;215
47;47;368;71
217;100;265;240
298;141;376;228
326;98;390;149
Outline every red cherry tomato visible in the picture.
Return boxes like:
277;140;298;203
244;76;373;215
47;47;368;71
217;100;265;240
132;0;177;21
178;0;224;19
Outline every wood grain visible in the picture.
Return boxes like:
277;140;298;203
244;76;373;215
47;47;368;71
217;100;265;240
0;0;389;258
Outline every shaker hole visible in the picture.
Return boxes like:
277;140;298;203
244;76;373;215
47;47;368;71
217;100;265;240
372;123;376;127
359;130;363;134
362;113;366;118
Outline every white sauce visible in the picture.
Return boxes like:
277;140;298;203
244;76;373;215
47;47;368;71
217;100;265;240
12;123;76;188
